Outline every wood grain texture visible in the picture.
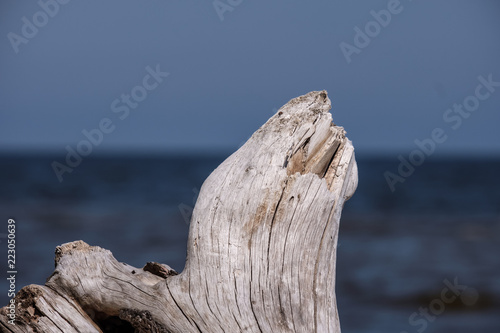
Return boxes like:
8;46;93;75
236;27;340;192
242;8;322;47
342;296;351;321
0;91;357;333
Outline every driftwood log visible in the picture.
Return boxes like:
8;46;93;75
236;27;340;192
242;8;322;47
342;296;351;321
1;91;357;333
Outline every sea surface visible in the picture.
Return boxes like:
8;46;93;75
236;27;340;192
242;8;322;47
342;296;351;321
0;153;499;332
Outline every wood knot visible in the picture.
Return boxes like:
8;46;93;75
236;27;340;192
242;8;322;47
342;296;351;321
143;262;178;279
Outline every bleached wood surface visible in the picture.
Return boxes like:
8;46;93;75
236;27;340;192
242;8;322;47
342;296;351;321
0;91;357;333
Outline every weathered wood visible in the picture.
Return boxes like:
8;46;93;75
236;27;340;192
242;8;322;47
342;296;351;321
0;90;357;333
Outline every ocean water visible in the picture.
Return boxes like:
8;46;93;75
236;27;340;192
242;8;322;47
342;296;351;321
0;153;499;332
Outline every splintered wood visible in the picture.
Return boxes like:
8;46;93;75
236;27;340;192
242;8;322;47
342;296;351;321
0;91;357;333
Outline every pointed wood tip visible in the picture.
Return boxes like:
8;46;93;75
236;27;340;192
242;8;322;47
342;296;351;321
278;90;331;116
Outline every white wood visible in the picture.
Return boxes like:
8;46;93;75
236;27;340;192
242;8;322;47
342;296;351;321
0;91;357;332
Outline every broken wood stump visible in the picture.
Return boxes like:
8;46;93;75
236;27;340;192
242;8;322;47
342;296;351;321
0;90;358;333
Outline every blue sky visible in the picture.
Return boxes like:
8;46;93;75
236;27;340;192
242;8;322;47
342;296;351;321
1;0;499;156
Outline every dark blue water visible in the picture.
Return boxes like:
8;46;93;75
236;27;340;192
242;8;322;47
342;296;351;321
1;153;499;332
